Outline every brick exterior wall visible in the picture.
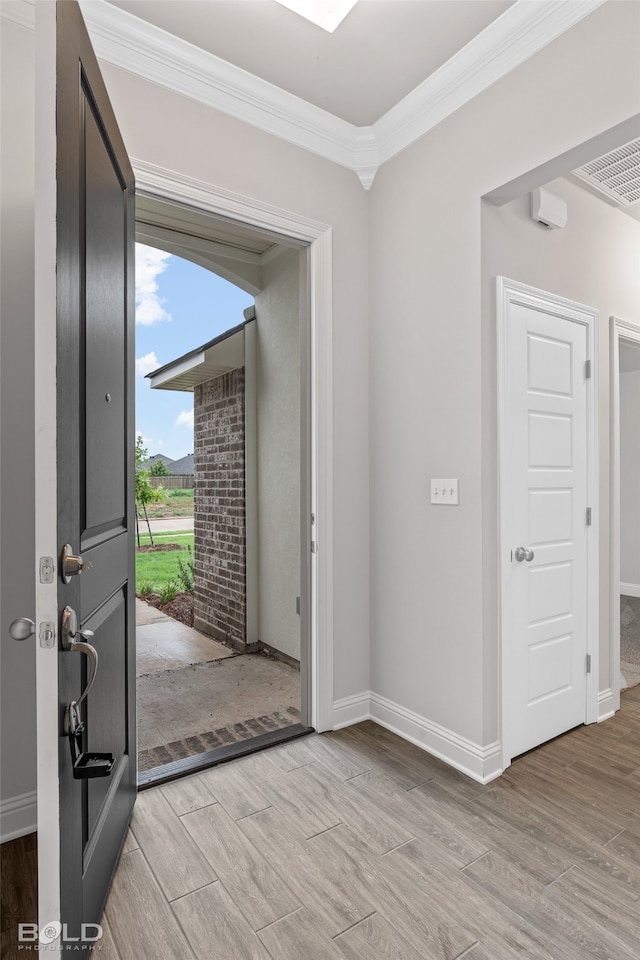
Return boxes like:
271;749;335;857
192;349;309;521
193;368;247;648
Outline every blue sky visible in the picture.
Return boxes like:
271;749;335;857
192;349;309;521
135;244;254;461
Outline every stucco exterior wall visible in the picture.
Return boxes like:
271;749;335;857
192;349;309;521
255;249;301;662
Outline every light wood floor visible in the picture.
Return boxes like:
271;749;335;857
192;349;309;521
99;685;640;960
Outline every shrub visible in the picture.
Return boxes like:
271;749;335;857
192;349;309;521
137;579;155;598
176;545;195;594
159;580;179;604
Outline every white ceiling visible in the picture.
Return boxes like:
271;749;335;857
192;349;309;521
107;0;513;126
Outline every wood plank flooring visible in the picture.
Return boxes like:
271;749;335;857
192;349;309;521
101;685;640;960
1;688;638;958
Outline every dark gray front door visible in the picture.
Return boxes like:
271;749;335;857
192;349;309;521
56;1;135;949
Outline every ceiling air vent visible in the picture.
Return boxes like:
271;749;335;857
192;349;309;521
573;139;640;208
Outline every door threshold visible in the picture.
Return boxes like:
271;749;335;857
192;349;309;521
137;723;314;790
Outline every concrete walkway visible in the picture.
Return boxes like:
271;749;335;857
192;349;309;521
140;516;194;534
135;599;301;765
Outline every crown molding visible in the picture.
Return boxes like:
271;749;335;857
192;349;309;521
78;0;375;181
373;0;606;165
3;0;606;189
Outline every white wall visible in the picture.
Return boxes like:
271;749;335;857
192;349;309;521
482;175;640;712
368;0;640;765
619;359;640;591
0;14;37;839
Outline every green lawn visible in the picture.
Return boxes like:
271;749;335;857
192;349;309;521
135;532;194;593
143;488;194;518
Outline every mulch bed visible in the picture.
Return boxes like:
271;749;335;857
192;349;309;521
141;592;194;627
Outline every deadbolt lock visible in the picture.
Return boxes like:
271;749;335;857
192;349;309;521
61;543;93;584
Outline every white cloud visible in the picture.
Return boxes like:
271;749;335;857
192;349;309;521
135;244;172;326
136;432;163;450
175;409;194;430
136;351;159;378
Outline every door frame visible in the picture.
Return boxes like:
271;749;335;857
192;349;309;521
608;316;640;719
34;0;61;928
496;276;599;770
126;158;335;737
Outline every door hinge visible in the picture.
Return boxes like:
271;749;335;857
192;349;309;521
311;541;318;554
585;359;592;379
586;653;592;674
586;507;592;526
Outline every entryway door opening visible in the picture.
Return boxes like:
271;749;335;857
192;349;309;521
133;195;313;786
612;320;640;704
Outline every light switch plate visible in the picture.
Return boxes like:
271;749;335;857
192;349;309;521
431;479;459;505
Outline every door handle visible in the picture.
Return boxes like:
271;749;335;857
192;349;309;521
514;546;535;562
61;605;114;779
61;543;93;583
61;605;98;710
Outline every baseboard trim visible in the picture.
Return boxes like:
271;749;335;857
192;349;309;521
620;581;640;598
0;790;37;843
332;691;503;783
332;691;371;729
597;687;616;722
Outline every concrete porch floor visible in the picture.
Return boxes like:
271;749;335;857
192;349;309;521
136;600;301;770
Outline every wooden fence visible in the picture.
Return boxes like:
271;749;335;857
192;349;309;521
149;475;194;490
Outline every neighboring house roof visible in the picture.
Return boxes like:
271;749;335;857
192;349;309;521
169;454;194;476
147;314;253;392
141;453;175;469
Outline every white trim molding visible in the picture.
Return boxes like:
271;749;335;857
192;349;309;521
60;0;601;189
370;693;503;785
373;0;605;167
620;582;640;599
497;278;600;769
610;317;640;719
4;0;607;189
332;692;371;730
597;688;616;723
132;159;335;732
0;790;37;843
333;692;503;784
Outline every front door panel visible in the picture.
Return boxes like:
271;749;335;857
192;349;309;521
55;1;136;949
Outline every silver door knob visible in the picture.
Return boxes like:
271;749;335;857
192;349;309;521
61;543;93;584
515;546;535;562
9;618;35;641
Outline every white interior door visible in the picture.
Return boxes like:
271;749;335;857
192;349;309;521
499;278;597;762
